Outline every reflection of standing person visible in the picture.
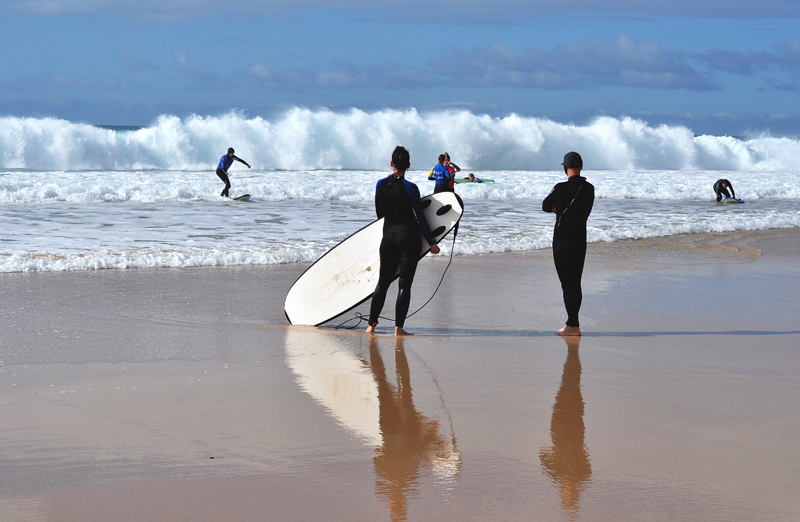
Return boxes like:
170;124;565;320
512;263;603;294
542;152;594;336
713;179;736;202
366;146;440;337
216;147;250;198
370;336;461;522
540;336;592;516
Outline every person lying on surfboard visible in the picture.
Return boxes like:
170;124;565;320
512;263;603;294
366;146;440;337
216;147;250;198
462;173;484;183
713;179;736;202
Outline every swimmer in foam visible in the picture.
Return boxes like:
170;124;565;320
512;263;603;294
713;179;736;202
462;173;483;183
543;152;595;337
216;147;250;198
366;146;441;337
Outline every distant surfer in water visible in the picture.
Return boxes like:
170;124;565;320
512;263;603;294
444;152;460;191
713;179;736;202
432;154;452;193
216;147;250;198
463;173;483;183
543;152;595;337
366;146;441;337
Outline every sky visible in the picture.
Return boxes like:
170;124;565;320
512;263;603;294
1;0;799;135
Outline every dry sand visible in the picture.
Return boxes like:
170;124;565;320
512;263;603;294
1;228;799;521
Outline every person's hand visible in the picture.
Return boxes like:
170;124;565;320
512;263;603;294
430;244;440;255
247;165;251;169
551;204;556;212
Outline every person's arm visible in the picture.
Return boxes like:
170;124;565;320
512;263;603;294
375;180;384;219
729;183;736;199
581;183;595;218
234;156;251;169
406;181;437;249
451;163;461;172
542;187;557;213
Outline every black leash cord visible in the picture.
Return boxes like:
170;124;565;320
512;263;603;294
335;223;459;330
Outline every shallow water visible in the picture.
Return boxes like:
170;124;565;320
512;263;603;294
2;168;799;272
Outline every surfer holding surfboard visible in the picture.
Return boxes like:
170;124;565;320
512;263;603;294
366;146;441;337
216;147;251;198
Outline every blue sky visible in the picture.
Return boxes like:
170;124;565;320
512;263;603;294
1;0;799;135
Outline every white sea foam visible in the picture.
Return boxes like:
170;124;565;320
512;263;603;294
2;110;800;172
2;169;800;204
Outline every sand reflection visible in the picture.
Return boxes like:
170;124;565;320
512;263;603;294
539;336;592;518
284;329;460;522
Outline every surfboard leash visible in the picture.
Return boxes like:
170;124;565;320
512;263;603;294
334;222;460;330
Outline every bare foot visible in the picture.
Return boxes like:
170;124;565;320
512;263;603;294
556;325;581;336
395;327;414;337
365;325;376;334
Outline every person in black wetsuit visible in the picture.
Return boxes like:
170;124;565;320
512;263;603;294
216;147;250;198
366;146;441;337
713;179;736;202
543;152;595;337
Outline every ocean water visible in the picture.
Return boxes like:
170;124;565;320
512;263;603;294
1;110;799;273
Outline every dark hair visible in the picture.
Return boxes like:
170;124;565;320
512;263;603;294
228;147;235;154
392;146;410;171
438;154;446;164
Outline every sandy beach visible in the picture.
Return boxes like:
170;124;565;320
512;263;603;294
2;228;799;521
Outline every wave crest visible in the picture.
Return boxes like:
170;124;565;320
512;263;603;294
2;109;799;172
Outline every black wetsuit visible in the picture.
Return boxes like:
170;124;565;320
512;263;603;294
542;175;595;327
368;175;436;329
713;179;735;202
216;169;231;197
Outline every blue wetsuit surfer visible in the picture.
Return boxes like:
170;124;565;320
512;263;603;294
432;154;453;194
366;146;441;337
216;147;250;198
543;151;595;337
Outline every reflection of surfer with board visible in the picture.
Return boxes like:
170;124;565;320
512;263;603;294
216;147;251;198
366;146;441;337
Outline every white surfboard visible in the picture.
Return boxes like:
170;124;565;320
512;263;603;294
722;197;744;204
284;192;463;325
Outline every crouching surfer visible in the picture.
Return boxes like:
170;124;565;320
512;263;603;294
713;179;736;202
366;146;440;337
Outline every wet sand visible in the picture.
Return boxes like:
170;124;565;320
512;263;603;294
1;228;799;521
